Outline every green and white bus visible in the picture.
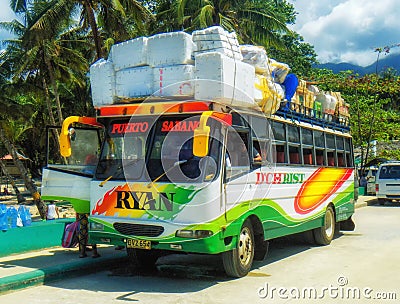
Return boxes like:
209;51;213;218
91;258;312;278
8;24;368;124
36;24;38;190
42;98;355;277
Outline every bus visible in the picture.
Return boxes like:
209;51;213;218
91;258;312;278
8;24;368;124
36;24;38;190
41;98;356;277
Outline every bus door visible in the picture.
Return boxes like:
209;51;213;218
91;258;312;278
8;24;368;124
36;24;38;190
223;128;253;220
41;118;103;213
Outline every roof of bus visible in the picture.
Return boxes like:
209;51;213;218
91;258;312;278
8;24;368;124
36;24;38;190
95;99;351;136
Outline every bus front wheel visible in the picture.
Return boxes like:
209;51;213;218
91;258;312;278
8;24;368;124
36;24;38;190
222;219;254;277
127;248;159;271
313;205;336;245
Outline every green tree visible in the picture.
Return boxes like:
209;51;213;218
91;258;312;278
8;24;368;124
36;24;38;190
23;0;153;60
155;0;290;48
309;68;400;168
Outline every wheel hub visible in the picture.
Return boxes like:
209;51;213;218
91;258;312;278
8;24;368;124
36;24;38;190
325;209;334;238
238;227;253;266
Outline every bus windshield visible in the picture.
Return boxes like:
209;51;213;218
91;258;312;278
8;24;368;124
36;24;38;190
95;115;222;183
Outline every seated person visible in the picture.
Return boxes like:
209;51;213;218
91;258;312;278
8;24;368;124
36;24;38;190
253;148;262;162
2;187;10;196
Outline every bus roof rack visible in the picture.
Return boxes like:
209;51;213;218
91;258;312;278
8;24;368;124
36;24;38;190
275;107;350;132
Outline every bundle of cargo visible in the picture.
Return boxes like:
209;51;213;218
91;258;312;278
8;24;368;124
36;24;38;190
192;26;243;60
331;91;350;125
194;52;255;107
338;102;350;126
193;28;256;106
314;92;339;122
109;36;148;70
90;26;257;107
240;45;271;75
147;32;195;67
240;45;288;114
306;85;321;118
88;25;349;127
291;80;315;116
254;74;284;114
269;59;291;84
90;59;116;105
90;32;197;105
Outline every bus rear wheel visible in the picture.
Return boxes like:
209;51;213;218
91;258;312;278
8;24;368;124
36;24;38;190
313;205;336;245
222;219;254;277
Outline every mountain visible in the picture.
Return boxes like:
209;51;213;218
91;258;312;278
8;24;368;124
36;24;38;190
314;53;400;75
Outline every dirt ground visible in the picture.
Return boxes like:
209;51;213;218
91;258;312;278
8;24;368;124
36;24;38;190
0;194;76;221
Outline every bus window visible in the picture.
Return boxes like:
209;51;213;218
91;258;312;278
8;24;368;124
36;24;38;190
326;134;335;149
346;152;352;167
327;151;335;166
47;127;102;176
251;116;268;139
274;144;285;163
302;128;313;145
316;149;324;165
303;148;313;165
289;146;300;164
96;118;150;180
336;136;344;150
344;137;353;167
226;130;250;180
337;152;345;167
288;125;300;143
314;130;324;147
272;121;285;141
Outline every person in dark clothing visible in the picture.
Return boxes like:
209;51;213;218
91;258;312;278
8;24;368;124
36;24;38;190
76;213;100;258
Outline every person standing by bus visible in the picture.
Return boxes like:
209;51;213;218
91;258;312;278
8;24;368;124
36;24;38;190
359;174;367;195
77;213;100;258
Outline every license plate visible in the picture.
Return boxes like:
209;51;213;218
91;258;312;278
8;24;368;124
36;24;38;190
126;239;151;250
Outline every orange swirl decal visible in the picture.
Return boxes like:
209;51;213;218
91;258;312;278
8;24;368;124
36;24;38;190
294;168;353;214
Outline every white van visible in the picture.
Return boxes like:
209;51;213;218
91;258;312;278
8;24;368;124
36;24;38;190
375;161;400;205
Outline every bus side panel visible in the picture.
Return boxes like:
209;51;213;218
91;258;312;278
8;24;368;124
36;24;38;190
223;167;354;241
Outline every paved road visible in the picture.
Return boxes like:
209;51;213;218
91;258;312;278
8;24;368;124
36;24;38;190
1;203;399;304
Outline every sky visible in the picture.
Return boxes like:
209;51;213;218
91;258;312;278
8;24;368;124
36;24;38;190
288;0;400;66
0;0;16;37
1;0;399;67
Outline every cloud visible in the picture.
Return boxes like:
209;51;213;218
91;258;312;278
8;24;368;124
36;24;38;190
288;0;400;66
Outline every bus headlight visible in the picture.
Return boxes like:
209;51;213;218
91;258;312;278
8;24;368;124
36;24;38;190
90;222;104;231
176;229;213;239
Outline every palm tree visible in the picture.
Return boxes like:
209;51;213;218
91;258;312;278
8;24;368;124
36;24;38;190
171;0;291;48
21;0;153;61
0;158;27;204
1;1;90;125
0;127;46;219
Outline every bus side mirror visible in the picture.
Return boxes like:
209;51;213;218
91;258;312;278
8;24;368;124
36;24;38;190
60;116;103;157
193;111;214;157
193;125;210;157
192;111;232;158
60;117;81;157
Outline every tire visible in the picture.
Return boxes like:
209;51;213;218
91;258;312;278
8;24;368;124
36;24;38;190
313;205;336;245
378;198;385;206
222;219;254;277
127;248;159;271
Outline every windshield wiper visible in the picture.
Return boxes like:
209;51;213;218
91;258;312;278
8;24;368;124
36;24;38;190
146;159;188;188
98;158;142;187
